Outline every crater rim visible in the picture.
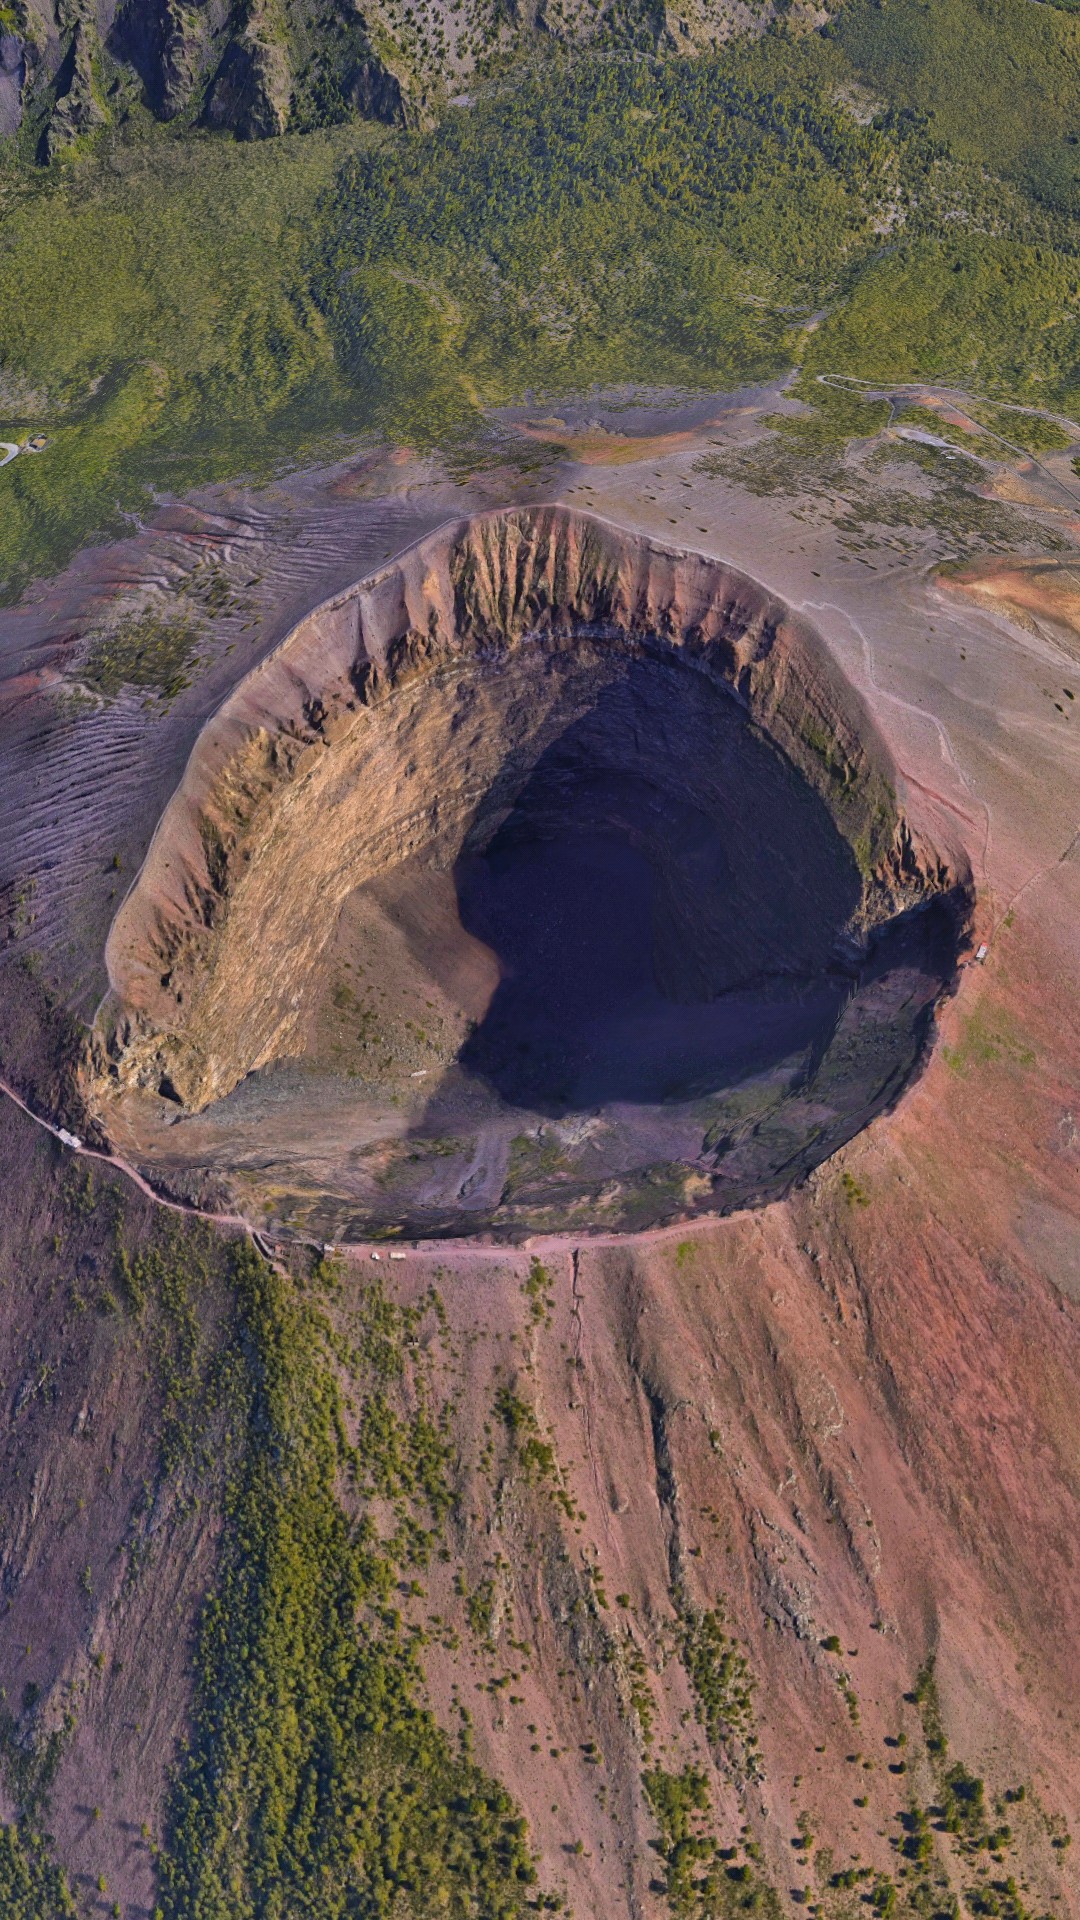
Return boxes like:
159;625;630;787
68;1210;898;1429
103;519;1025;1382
84;504;973;1243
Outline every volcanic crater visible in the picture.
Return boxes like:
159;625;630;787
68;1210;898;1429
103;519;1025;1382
86;507;971;1239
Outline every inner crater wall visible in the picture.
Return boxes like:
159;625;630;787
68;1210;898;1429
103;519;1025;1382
91;506;965;1117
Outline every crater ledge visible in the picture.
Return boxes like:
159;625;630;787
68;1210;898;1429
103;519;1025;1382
84;506;972;1241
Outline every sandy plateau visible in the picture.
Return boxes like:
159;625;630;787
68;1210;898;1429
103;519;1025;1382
0;392;1077;1919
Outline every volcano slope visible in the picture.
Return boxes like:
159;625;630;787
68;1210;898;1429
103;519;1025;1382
0;484;1076;1920
85;507;968;1241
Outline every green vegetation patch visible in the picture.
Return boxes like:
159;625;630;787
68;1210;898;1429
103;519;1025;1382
681;1608;763;1781
3;0;1080;595
79;609;202;704
832;0;1080;216
942;1009;1036;1077
766;384;892;451
643;1765;780;1920
0;1822;76;1920
800;237;1080;406
158;1247;537;1920
522;1255;554;1326
321;47;910;438
961;402;1075;455
840;1169;870;1208
324;15;1080;446
0;128;364;601
493;1379;574;1511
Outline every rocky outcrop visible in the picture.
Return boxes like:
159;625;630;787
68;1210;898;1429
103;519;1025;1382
202;1;292;136
107;0;225;119
16;0;777;156
19;0;402;142
42;17;106;157
153;0;224;118
0;30;26;136
340;49;402;123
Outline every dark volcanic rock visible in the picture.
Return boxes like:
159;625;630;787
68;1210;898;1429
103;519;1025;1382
42;20;107;160
25;0;400;145
110;0;230;119
203;10;292;138
0;32;25;137
343;51;403;124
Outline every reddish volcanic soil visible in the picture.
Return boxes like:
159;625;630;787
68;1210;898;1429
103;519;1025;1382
0;427;1077;1919
1;896;1077;1916
938;557;1080;663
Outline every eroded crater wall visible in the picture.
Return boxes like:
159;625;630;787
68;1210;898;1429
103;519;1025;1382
94;508;957;1122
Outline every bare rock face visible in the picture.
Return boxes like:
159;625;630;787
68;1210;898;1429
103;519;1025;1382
153;0;225;119
108;0;231;119
203;4;292;136
106;0;403;133
341;48;402;123
0;31;26;136
42;18;107;158
86;509;970;1239
17;0;775;152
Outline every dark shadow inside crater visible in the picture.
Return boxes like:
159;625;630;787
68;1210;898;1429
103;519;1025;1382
451;663;869;1114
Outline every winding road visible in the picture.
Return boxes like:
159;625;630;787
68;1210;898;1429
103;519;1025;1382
815;373;1080;512
0;1071;266;1244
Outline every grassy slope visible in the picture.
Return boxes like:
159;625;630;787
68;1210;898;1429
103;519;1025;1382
0;128;368;599
808;0;1080;391
322;45;890;433
323;32;1080;437
0;0;1077;594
